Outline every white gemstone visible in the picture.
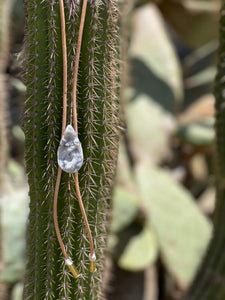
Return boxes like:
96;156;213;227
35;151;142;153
57;125;83;173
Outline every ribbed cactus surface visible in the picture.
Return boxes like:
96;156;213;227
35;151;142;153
24;0;120;299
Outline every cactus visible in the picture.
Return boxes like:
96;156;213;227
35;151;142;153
0;0;11;192
0;1;11;299
23;0;120;299
184;3;225;300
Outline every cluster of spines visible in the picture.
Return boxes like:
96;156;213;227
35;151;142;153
24;0;120;299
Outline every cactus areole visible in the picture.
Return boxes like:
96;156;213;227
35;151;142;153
24;0;120;299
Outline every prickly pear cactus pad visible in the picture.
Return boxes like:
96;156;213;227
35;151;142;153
24;0;120;299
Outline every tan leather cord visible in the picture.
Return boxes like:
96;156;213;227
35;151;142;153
53;0;95;276
72;0;88;133
71;0;95;260
53;168;69;258
60;0;67;135
53;0;71;262
74;172;95;257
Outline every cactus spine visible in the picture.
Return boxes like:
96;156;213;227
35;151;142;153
24;0;120;299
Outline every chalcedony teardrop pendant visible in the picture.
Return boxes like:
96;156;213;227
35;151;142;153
57;125;83;173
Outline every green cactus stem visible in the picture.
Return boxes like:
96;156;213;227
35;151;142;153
0;1;12;299
23;0;120;299
0;0;11;192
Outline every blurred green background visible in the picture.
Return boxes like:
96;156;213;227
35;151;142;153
0;0;220;299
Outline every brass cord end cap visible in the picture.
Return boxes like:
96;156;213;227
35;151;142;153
89;253;96;273
65;258;80;278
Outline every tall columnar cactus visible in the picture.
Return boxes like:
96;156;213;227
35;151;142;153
0;0;10;192
24;0;120;299
185;3;225;300
0;2;12;299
